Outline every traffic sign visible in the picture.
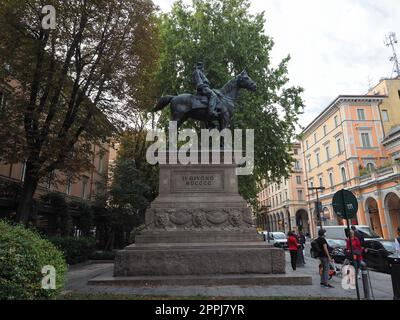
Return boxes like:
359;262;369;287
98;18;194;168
332;189;358;219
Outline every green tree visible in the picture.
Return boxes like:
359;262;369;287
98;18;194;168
0;0;159;225
156;0;304;206
94;130;158;249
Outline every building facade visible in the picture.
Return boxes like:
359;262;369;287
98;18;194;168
301;88;400;239
257;143;309;235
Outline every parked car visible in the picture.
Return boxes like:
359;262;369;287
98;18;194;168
363;239;396;273
263;231;288;250
317;225;382;240
310;238;347;263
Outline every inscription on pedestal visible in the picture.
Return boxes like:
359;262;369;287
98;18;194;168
172;171;224;192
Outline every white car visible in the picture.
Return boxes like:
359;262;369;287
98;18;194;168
317;225;383;240
262;231;288;249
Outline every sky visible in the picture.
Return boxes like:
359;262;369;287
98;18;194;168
153;0;400;127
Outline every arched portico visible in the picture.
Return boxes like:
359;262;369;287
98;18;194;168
366;197;383;237
385;192;400;238
295;209;309;235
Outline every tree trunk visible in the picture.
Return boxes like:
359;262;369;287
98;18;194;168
16;174;39;226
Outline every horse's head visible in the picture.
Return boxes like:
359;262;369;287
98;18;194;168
237;69;257;92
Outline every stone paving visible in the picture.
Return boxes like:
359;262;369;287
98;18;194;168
64;251;394;300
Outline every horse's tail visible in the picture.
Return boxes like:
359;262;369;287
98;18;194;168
152;95;175;112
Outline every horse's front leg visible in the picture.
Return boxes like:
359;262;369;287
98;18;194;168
219;109;231;130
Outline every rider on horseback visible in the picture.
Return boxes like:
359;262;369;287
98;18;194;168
192;61;219;118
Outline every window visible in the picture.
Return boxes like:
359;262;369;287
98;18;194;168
21;161;27;182
357;109;366;120
334;115;339;127
316;152;320;166
82;176;89;199
296;176;302;184
0;90;7;110
285;190;288;200
329;172;334;187
319;175;323;188
366;163;375;172
361;132;371;148
382;110;389;122
293;148;298;155
336;138;342;154
314;133;317;144
307;158;312;172
295;160;301;170
323;125;327;136
310;181;314;195
325;146;330;161
341;167;347;183
47;171;54;189
98;154;104;174
398;90;400;99
66;177;72;195
297;190;304;201
306;140;309;150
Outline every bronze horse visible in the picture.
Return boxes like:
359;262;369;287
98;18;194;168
152;70;257;129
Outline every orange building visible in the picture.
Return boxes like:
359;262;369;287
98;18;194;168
301;91;400;239
0;82;113;223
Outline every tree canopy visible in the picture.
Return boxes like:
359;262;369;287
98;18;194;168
0;0;159;223
155;0;304;206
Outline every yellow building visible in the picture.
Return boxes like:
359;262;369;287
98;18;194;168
367;78;400;136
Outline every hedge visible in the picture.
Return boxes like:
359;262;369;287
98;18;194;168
49;236;96;265
0;220;67;300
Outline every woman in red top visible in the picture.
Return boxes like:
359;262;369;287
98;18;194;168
287;231;299;271
346;230;363;272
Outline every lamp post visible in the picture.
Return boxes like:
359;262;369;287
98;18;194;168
308;186;326;229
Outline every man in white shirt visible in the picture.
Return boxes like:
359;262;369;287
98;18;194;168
396;227;400;256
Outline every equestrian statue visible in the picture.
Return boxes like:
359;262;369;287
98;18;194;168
152;62;257;130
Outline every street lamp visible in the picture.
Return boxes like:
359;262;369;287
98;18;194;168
308;186;326;229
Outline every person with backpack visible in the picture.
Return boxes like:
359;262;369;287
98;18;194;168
312;229;334;288
287;231;299;271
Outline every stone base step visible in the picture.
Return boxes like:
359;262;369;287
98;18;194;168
88;274;312;287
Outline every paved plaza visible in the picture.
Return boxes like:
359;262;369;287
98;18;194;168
64;248;394;300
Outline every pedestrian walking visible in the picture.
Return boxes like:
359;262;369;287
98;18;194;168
351;225;365;247
287;231;299;271
314;228;334;288
346;230;363;279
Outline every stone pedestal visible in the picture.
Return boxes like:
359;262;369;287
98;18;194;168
114;154;287;277
90;152;312;286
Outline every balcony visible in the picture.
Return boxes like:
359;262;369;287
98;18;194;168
357;163;400;186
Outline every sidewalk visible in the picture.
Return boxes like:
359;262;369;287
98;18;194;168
63;253;394;299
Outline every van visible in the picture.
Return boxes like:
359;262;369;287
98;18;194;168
317;225;383;240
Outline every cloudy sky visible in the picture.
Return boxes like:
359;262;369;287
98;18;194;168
153;0;400;126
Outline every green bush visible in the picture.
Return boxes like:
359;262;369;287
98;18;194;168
49;237;96;265
0;220;67;300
